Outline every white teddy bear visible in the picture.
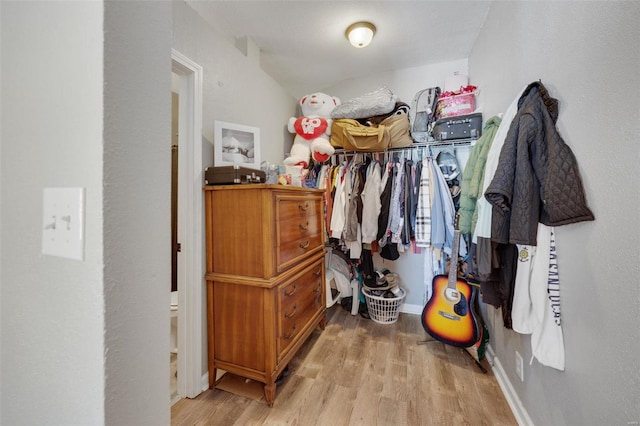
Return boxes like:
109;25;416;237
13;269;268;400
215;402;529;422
284;92;341;167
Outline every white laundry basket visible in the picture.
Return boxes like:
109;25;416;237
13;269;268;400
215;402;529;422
363;287;405;324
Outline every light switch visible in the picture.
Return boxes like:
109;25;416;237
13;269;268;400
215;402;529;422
42;187;85;260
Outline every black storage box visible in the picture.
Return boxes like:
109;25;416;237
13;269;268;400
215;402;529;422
433;112;483;141
204;166;266;185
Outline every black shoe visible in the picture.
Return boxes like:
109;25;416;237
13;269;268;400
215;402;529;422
340;297;353;312
358;303;370;319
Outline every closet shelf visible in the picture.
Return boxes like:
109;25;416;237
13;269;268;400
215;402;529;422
331;139;476;156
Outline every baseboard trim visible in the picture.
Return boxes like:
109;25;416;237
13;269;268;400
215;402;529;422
201;372;209;392
400;303;422;315
486;345;534;426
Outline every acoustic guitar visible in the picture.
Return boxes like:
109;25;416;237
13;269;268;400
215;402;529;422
421;224;480;348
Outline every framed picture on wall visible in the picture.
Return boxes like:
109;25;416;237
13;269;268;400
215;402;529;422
214;120;261;170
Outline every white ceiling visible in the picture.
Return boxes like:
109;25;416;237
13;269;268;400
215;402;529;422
186;1;493;98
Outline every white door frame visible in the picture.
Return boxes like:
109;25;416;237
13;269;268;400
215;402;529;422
171;49;204;399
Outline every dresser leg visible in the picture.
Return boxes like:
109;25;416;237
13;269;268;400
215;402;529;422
208;367;217;389
319;309;327;329
264;381;276;407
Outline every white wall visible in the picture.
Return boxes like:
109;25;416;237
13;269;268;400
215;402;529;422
103;2;172;424
326;58;468;108
324;59;472;308
1;2;106;424
173;1;297;169
469;2;640;425
1;1;173;424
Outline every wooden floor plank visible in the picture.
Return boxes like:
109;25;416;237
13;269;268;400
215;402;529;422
171;306;517;426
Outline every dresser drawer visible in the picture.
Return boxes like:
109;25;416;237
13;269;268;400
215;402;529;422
275;194;324;272
278;230;324;268
276;197;322;222
277;261;323;358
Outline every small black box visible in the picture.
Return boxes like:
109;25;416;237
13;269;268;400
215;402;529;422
204;166;266;185
433;112;483;141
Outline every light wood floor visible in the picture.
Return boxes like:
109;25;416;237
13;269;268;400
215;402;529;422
171;305;517;426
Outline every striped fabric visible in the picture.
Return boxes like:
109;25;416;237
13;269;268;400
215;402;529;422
415;157;432;247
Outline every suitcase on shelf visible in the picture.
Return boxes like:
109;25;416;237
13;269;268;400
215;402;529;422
204;165;266;185
433;112;483;141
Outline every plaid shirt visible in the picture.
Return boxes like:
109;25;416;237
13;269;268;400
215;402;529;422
415;157;432;247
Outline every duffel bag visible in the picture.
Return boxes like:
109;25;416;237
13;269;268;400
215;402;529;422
331;118;389;151
381;113;413;149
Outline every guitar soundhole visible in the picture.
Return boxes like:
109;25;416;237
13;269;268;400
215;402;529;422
454;294;468;316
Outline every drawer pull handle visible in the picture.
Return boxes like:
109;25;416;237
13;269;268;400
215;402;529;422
299;221;309;230
298;202;309;211
299;240;310;249
283;324;297;339
284;304;297;318
313;266;322;276
284;284;297;297
314;286;321;293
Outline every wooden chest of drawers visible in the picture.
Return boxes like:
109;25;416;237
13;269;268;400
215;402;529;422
204;184;326;406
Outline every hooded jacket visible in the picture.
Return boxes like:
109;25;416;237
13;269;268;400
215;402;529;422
458;116;501;235
485;82;594;245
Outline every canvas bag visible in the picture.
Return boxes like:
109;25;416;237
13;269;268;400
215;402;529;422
331;113;412;151
331;118;389;151
383;113;413;148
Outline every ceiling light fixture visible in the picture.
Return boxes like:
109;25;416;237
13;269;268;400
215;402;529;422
345;21;376;48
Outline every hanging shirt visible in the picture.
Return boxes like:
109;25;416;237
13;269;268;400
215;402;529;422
410;160;421;242
330;164;347;239
344;160;365;259
324;166;338;235
429;158;447;253
415;157;433;248
361;161;382;244
402;159;415;246
389;160;405;244
344;161;363;243
377;161;395;247
474;88;525;243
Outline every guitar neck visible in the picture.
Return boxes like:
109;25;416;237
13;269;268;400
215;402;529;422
448;229;460;290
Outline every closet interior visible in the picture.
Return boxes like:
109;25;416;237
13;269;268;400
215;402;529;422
315;139;475;307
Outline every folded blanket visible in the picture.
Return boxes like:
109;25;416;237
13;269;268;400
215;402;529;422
331;86;397;119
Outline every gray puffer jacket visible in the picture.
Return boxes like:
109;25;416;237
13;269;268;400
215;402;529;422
485;82;594;245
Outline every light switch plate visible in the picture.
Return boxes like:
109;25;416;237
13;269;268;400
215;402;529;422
42;187;85;260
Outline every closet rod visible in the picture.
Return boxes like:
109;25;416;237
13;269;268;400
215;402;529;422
331;139;476;156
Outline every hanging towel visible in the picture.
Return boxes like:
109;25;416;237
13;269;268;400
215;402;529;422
512;224;565;371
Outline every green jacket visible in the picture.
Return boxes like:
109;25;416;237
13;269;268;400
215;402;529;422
458;116;501;234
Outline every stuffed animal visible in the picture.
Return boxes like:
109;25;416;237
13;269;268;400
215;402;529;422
284;92;341;167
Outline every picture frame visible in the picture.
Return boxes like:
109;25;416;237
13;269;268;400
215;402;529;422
214;120;261;170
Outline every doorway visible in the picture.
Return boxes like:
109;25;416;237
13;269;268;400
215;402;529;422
170;88;179;403
171;50;205;402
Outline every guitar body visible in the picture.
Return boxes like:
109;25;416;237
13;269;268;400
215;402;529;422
421;274;480;348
